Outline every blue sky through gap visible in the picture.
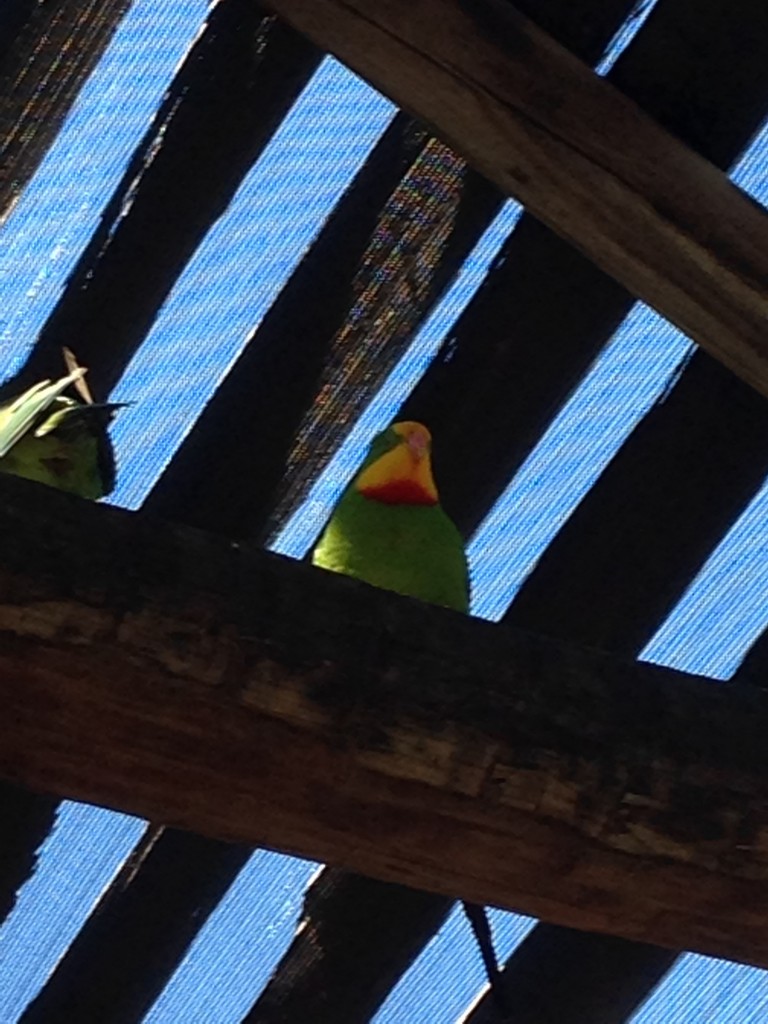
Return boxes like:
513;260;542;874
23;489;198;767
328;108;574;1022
641;480;768;678
374;908;536;1023
0;0;767;1017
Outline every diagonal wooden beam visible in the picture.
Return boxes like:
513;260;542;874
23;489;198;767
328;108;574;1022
0;475;767;967
262;0;768;399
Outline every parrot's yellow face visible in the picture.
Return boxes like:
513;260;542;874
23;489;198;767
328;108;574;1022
355;421;439;505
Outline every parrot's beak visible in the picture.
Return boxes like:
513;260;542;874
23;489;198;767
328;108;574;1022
355;420;438;505
405;425;430;462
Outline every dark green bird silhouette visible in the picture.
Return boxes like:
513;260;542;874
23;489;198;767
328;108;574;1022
0;349;123;499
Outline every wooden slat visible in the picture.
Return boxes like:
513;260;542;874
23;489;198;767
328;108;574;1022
0;786;56;924
247;870;451;1023
0;0;130;222
0;1;37;66
494;0;633;65
8;0;321;394
263;0;768;401
734;630;768;687
464;926;674;1024
1;476;768;966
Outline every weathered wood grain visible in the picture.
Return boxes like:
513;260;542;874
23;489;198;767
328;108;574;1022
262;0;768;399
0;475;766;964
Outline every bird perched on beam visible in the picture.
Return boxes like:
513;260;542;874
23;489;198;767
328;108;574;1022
0;348;123;500
312;420;509;1014
312;420;469;611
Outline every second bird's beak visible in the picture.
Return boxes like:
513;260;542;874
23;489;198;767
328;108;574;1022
405;426;430;462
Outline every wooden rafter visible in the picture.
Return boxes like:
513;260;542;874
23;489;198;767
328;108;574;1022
1;475;767;967
263;0;768;399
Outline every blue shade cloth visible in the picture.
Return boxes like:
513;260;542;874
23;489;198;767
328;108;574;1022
374;907;535;1023
0;804;145;1021
595;0;660;74
641;476;768;678
467;305;691;620
107;57;395;509
630;954;768;1023
144;853;319;1023
0;0;207;375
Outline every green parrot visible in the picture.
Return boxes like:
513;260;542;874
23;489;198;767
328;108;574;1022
312;420;508;1012
312;420;469;611
0;349;122;500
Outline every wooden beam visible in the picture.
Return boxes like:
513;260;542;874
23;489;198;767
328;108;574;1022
262;0;768;399
0;477;767;965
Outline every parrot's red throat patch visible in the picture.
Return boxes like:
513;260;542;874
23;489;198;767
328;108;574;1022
358;479;438;506
355;427;440;505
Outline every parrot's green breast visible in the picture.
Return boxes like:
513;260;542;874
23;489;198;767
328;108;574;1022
312;488;470;613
